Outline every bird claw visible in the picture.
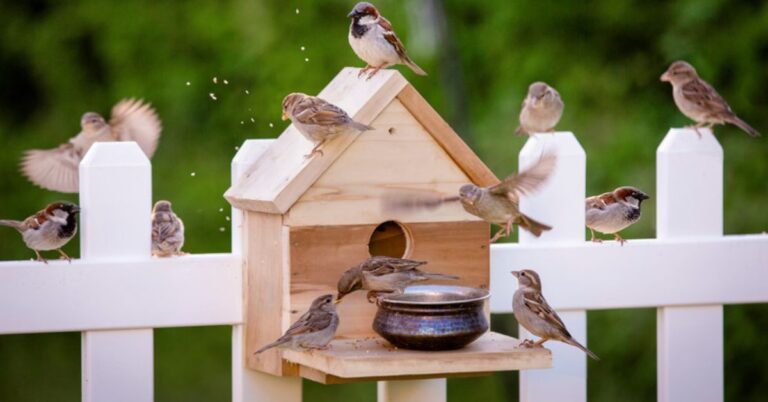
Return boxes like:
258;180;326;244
614;234;627;246
518;339;535;348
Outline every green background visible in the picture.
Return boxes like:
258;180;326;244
1;0;766;400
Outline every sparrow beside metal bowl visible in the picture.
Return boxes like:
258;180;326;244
372;285;490;351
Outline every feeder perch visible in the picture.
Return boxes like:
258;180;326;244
224;67;552;384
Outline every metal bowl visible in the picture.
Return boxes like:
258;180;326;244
372;285;490;351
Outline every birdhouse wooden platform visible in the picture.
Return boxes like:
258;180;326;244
225;67;551;383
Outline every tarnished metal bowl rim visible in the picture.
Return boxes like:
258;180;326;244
380;285;490;305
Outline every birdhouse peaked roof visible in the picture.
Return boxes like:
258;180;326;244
224;67;498;214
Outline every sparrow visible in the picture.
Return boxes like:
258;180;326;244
347;2;427;79
336;256;459;303
585;186;649;245
0;202;80;263
660;60;759;137
516;82;564;135
511;269;599;360
255;294;339;354
282;92;373;157
151;200;185;257
21;99;162;193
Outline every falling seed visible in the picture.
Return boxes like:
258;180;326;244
223;79;229;85
219;208;224;212
226;216;231;221
304;58;309;62
300;46;306;51
295;8;300;14
190;172;196;177
186;81;191;86
234;146;239;151
250;117;255;123
269;123;274;128
240;121;244;125
219;227;226;232
209;93;217;101
213;77;218;84
245;89;250;95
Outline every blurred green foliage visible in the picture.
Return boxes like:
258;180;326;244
1;0;767;401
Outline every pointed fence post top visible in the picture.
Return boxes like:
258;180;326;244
657;127;723;156
79;141;152;260
520;131;586;159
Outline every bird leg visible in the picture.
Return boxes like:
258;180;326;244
518;339;535;348
358;65;372;78
489;227;507;243
367;291;389;304
490;219;514;243
614;233;627;246
57;249;72;263
590;229;602;243
33;250;48;264
532;338;548;348
686;123;706;138
304;140;326;158
366;64;385;80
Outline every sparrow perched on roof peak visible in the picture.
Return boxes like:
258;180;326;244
516;82;564;136
512;269;599;360
661;60;759;137
282;92;373;158
21;99;162;193
585;186;649;245
151;200;185;257
0;202;80;263
255;294;339;354
336;256;458;303
347;2;427;80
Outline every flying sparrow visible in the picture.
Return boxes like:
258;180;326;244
282;92;373;158
255;294;339;354
336;256;458;303
661;60;759;137
383;154;556;242
21;99;162;193
511;269;599;360
0;202;80;263
347;2;427;79
151;200;185;257
516;82;564;135
585;186;649;245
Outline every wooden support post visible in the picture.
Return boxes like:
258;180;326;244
656;127;723;402
378;379;447;402
80;142;153;402
518;132;588;402
231;140;302;402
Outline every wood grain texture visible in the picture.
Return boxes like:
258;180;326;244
282;332;551;381
397;84;499;187
288;221;490;338
284;99;480;226
225;68;408;213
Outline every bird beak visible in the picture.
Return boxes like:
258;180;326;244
334;295;343;304
72;206;81;213
660;71;671;82
281;112;289;121
510;271;519;278
638;193;650;201
347;10;359;18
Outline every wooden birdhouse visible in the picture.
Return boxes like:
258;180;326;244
225;68;551;383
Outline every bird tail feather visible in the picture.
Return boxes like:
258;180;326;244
0;220;24;232
566;337;600;360
423;272;460;281
350;120;374;132
254;337;289;354
727;115;760;137
403;57;427;76
518;214;553;237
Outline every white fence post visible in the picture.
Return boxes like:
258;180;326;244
231;140;302;402
79;142;153;402
656;127;723;402
518;132;588;402
377;379;447;402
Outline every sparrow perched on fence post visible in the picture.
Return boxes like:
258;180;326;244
347;2;427;79
336;256;458;303
383;154;556;242
151;200;185;257
516;82;564;136
660;60;759;137
0;202;80;263
282;92;373;158
585;186;649;245
21;99;162;193
254;294;339;354
511;269;599;360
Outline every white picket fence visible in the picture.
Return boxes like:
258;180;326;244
0;129;766;402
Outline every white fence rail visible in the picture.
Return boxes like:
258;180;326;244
0;129;766;402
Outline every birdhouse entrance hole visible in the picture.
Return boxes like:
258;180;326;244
368;221;411;258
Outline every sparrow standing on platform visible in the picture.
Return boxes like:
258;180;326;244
151;200;185;257
516;82;564;135
661;61;759;137
336;256;458;303
21;99;162;193
282;92;373;158
255;294;339;354
347;2;427;79
585;186;649;245
512;269;599;360
0;202;80;263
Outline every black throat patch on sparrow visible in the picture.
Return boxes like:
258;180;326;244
58;216;78;239
350;19;369;38
625;207;641;222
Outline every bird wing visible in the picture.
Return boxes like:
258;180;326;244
152;214;181;242
20;143;82;193
284;309;333;336
489;153;557;201
585;192;616;210
364;256;427;276
293;97;351;127
109;99;162;158
522;289;568;332
377;16;409;60
681;79;733;117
